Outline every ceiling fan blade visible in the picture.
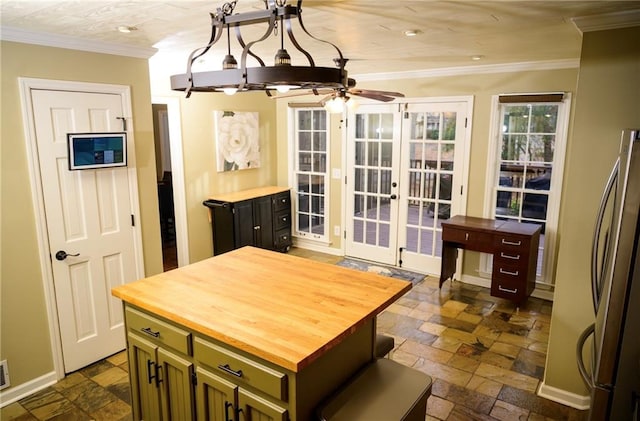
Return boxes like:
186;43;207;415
352;92;397;102
349;89;405;98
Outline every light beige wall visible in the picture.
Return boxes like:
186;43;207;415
174;92;278;263
545;26;640;396
277;67;579;261
0;41;162;387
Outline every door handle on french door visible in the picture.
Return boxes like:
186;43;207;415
390;194;397;200
55;250;80;261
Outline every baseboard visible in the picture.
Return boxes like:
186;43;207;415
460;274;492;289
0;371;58;408
537;381;591;410
292;238;343;256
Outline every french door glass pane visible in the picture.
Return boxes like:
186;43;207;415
404;110;457;258
352;112;395;248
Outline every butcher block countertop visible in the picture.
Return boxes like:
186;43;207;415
207;185;289;203
112;247;411;372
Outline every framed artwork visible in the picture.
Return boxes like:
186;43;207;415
214;110;260;172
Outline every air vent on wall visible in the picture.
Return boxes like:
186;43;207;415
0;360;10;390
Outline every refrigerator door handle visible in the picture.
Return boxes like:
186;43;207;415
591;159;619;312
577;323;596;388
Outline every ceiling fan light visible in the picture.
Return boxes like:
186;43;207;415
266;84;298;93
223;87;238;95
324;97;345;114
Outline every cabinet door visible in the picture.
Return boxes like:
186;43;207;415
128;334;161;421
196;367;238;421
253;196;274;248
158;348;195;421
234;200;255;248
238;389;288;421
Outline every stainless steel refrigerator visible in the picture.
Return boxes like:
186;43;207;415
577;129;640;420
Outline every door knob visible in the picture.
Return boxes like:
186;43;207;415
390;194;398;200
55;250;80;261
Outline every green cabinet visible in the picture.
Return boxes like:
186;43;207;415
196;367;287;421
126;307;195;421
194;336;288;421
127;333;195;421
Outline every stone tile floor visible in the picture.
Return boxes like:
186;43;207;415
1;248;588;420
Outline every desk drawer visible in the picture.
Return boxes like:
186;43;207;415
442;227;492;251
275;211;291;231
491;277;526;301
494;234;530;253
126;307;191;355
194;337;288;401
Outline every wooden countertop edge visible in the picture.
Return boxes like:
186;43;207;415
113;280;411;372
206;185;290;204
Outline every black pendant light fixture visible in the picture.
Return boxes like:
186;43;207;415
170;0;356;97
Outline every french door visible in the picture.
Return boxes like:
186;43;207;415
345;99;471;274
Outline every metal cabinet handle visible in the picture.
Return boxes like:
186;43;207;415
499;268;519;276
147;360;156;384
218;363;243;378
224;401;234;421
465;233;470;241
501;239;522;246
498;285;518;294
141;327;160;338
500;252;521;260
254;225;261;230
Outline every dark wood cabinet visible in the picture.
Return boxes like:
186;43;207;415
440;215;541;304
203;186;292;256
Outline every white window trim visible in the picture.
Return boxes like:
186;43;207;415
288;106;331;244
482;93;572;287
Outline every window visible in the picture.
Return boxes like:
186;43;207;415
291;108;330;241
485;93;571;286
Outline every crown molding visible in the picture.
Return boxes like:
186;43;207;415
571;9;640;33
354;59;580;82
0;26;157;59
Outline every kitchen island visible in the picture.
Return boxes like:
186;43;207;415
112;246;411;421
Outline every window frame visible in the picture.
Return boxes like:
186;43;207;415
288;106;331;243
482;93;572;286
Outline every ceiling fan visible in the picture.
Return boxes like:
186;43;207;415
272;57;405;106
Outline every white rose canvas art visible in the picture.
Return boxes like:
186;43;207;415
214;111;261;172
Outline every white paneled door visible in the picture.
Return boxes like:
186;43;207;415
31;89;140;372
346;99;470;274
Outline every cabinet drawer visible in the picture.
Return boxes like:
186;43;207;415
273;192;291;212
274;229;292;250
491;277;526;301
494;234;530;253
126;307;191;355
194;337;288;401
442;227;492;252
275;211;291;231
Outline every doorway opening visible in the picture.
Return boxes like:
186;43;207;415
152;104;177;271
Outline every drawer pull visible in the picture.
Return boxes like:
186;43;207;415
498;285;518;294
500;252;521;260
218;364;243;378
465;232;470;241
141;327;160;338
501;239;522;246
499;268;519;276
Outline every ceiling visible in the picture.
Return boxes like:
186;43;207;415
2;1;640;76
